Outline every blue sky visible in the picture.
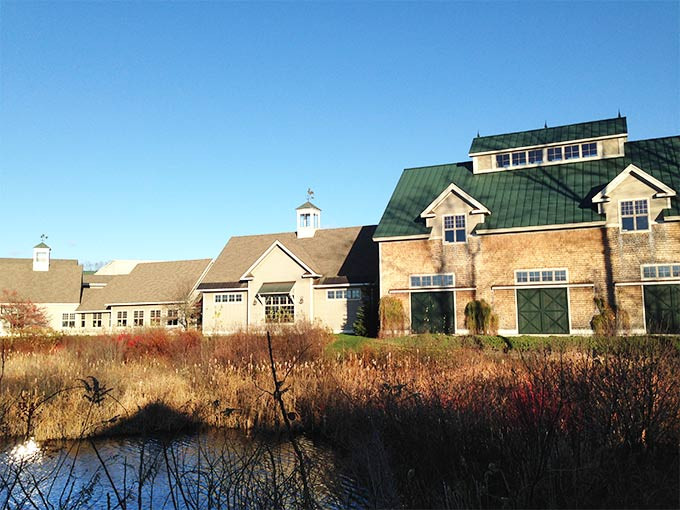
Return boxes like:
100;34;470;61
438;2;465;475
1;1;678;266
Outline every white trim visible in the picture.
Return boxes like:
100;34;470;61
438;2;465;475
198;287;247;293
420;182;491;217
373;234;431;242
617;197;652;233
616;280;680;287
641;285;648;334
409;272;455;288
476;221;606;235
442;214;468;245
106;300;184;306
469;133;627;157
592;164;676;204
640;262;680;281
389;287;475;294
493;283;593;290
664;215;680;222
378;241;383;297
313;283;373;288
238;240;322;281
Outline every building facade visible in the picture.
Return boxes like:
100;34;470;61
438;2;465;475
374;117;680;335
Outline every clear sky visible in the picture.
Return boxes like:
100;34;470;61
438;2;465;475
1;1;678;267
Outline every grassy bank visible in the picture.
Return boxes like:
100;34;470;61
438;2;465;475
1;326;679;508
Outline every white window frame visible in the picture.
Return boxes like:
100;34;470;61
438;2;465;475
264;294;295;323
443;214;467;244
547;146;563;162
92;312;103;328
528;148;543;164
62;313;76;328
215;293;243;303
641;263;680;280
564;144;580;160
409;273;455;288
133;310;144;327
150;309;161;325
166;309;179;327
116;311;127;327
515;268;569;285
511;151;527;166
581;142;597;158
496;153;510;168
327;289;362;300
619;198;650;233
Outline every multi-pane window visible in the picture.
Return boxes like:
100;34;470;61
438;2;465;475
62;313;75;328
515;269;567;284
528;149;543;164
150;310;161;325
512;152;527;166
547;147;563;161
496;154;510;168
133;310;144;327
116;311;127;327
581;142;597;157
215;294;243;303
620;199;649;231
300;213;311;227
410;274;454;287
327;289;362;300
642;264;680;279
92;313;102;328
81;314;86;328
565;145;580;159
264;295;294;323
167;309;179;326
444;215;466;243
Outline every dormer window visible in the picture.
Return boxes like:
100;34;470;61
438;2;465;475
528;149;543;164
496;154;510;168
444;214;466;243
512;152;526;166
547;147;563;161
620;199;649;231
581;142;597;157
565;145;580;160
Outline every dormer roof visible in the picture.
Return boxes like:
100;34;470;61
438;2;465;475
592;164;676;204
296;201;321;211
420;182;490;218
469;117;627;155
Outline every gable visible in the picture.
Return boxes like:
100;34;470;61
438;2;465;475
240;241;320;281
592;164;675;205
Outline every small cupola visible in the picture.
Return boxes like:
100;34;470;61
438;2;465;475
33;235;51;272
296;201;321;239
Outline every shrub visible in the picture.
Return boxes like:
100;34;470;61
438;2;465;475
591;297;630;336
0;289;50;334
463;299;498;335
378;297;407;338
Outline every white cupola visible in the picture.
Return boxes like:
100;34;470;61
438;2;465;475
296;201;321;239
33;239;51;271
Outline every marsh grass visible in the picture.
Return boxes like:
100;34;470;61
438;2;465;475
0;326;678;508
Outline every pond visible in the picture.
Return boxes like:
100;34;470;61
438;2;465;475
0;429;367;509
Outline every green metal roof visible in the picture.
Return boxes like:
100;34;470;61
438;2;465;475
375;136;680;239
296;201;321;210
469;117;627;154
33;242;50;249
258;281;295;294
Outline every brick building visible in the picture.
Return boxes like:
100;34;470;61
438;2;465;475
374;117;680;335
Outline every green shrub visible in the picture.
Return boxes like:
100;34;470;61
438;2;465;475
591;297;630;336
379;296;407;338
463;299;498;335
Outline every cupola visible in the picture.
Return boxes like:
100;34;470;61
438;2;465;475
296;201;321;239
33;237;51;272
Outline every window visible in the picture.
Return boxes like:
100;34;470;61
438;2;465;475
516;269;568;284
215;294;243;303
547;147;562;161
116;311;127;327
81;314;86;328
265;294;294;323
167;309;179;326
620;199;649;231
581;142;597;157
62;313;75;328
300;213;311;227
528;149;543;164
512;152;527;166
150;310;161;325
410;274;454;287
327;289;362;300
565;145;580;160
133;310;144;327
496;153;510;168
444;215;466;243
92;313;102;328
642;264;680;280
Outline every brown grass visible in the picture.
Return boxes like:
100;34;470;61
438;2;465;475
0;326;678;508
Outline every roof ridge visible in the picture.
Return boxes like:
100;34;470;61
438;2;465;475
626;134;680;144
230;225;376;239
475;116;626;141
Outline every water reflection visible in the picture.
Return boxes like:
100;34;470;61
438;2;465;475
0;430;366;509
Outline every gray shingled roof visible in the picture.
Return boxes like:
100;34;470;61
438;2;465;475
77;259;212;311
199;225;378;288
0;258;82;303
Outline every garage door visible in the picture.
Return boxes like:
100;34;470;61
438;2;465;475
644;285;680;334
517;288;569;334
411;292;455;334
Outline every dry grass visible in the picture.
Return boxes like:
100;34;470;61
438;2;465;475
0;326;678;508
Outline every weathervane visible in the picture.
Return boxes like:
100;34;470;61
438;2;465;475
306;188;315;202
40;234;48;243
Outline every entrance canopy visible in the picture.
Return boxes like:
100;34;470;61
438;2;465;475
257;281;295;295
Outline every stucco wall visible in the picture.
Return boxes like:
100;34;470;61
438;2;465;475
202;291;248;334
313;288;363;333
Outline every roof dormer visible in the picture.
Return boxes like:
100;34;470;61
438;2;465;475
469;117;628;174
296;201;321;239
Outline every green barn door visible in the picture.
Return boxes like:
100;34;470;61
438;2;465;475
644;285;680;334
517;288;569;334
411;292;455;334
